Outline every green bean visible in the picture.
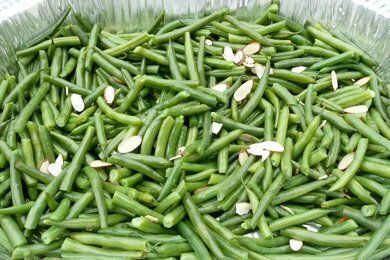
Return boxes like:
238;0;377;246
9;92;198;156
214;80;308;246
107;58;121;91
108;154;164;183
345;114;390;150
59;126;95;192
240;61;271;122
96;97;142;125
153;8;228;44
104;32;151;57
211;112;263;137
0;215;27;248
292;116;320;159
60;237;145;258
250;173;286;229
182;193;226;259
281;227;368;248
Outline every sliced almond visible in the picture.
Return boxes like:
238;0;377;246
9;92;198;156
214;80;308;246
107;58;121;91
169;154;181;161
211;122;223;134
169;147;186;161
234;79;254;102
118;135;142;154
281;205;295;214
320;120;327;128
65;86;69;96
344;105;368;114
243;231;260;238
236;202;252;215
239;134;255;142
55;154;64;166
238;150;248;166
145;215;159;223
39;160;50;174
291;66;306;73
89;160;112;168
247;141;284;155
289;239;303;251
261;141;284;152
205;39;213;46
48;163;62;176
242;56;255;68
252;63;265;79
261;149;271;162
71;93;85;112
104;86;115;105
338;152;355;170
247;143;265;156
354;76;371;87
222;46;234;61
270;68;274;75
303;223;321;233
212;83;228;93
233;50;245;65
319;175;328;180
331;71;338;90
243;42;261;55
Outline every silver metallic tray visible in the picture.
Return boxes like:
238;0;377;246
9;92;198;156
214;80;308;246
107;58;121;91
0;0;389;80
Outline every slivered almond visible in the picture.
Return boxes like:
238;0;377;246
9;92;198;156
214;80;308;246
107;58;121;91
252;63;265;78
55;154;64;166
236;202;252;215
331;71;338;90
291;66;306;73
338;152;355;170
247;141;284;155
243;42;261;55
104;86;115;105
261;149;271;162
243;231;260;238
169;147;186;161
319;175;328;180
289;239;303;251
39;160;50;174
48;163;62;176
247;143;265;156
71;94;85;112
233;50;245;64
205;39;213;46
234;79;254;102
242;56;255;68
89;160;112;168
223;46;234;61
118;135;142;154
145;215;159;223
65;86;69;96
344;105;368;114
303;223;321;233
354;76;371;87
211;122;223;134
238;150;248;165
280;205;294;214
239;134;255;142
320;120;327;128
261;141;285;152
212;83;228;93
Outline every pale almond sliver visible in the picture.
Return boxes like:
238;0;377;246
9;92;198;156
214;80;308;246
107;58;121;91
243;42;261;55
222;46;235;61
234;79;254;102
331;71;338;91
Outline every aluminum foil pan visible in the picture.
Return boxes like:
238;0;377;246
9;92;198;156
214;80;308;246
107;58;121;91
0;0;389;80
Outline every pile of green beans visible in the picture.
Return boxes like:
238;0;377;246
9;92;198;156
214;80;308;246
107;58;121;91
0;2;389;259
